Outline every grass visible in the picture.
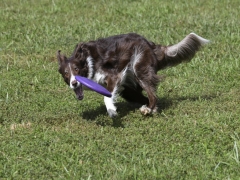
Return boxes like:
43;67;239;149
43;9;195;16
0;0;240;179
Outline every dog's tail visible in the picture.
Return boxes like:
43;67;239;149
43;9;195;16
155;33;209;70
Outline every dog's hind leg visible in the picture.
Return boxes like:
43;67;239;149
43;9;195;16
138;80;158;115
132;72;159;115
132;48;160;115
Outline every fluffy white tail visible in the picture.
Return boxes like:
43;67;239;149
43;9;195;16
156;33;209;70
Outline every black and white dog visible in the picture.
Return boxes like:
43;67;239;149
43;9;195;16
57;33;209;117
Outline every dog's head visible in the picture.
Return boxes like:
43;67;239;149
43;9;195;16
57;43;90;100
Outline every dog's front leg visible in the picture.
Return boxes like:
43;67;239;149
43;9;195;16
104;96;117;118
104;76;118;118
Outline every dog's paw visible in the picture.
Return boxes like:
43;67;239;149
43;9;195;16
153;106;158;113
139;105;152;115
107;109;118;118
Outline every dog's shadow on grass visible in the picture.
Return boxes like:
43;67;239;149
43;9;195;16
81;101;138;128
81;97;173;127
81;94;217;127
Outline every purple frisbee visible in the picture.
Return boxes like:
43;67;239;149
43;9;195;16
75;75;112;97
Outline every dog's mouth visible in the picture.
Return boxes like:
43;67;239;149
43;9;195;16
73;84;84;100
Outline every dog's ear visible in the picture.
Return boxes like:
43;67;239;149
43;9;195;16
57;50;66;67
74;43;88;59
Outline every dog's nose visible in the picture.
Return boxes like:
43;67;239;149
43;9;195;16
71;80;78;87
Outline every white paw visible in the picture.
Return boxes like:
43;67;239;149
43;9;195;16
107;109;118;118
153;106;158;113
139;105;152;115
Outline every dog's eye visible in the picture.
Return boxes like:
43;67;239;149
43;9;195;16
65;72;69;76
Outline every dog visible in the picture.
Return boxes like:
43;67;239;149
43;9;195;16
57;33;209;117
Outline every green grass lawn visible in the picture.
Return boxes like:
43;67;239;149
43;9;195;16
1;0;240;179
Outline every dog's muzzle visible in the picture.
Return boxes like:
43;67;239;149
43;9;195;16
73;83;84;100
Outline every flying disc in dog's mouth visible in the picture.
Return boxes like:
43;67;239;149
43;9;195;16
75;76;112;97
74;84;84;100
